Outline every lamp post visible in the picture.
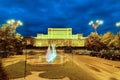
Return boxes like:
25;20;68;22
7;19;23;33
89;20;103;33
7;19;25;77
116;22;120;49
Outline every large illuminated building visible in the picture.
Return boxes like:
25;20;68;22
34;28;85;47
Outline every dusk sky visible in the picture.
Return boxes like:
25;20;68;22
0;0;120;36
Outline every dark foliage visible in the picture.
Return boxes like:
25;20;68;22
0;60;9;80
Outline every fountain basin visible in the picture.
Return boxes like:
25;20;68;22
27;55;68;65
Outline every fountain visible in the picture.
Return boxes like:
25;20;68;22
27;44;68;65
46;44;57;63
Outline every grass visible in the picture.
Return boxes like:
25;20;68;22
4;55;95;80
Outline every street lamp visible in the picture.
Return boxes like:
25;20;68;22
116;22;120;27
89;20;103;33
116;22;120;50
7;19;23;33
116;22;120;34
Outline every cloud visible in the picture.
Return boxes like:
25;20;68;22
0;0;120;36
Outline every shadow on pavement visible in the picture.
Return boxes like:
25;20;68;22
5;60;96;80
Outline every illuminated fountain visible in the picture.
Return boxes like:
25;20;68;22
27;44;68;65
46;44;57;63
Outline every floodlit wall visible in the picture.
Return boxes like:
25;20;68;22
34;39;48;47
72;39;85;47
34;28;85;47
36;34;79;39
48;28;72;35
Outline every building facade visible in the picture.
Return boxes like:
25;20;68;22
34;28;85;47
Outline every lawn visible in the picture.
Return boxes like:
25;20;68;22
3;54;95;80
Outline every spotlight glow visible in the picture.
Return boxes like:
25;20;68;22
17;20;23;26
98;20;103;25
116;22;120;27
89;21;93;25
11;19;15;23
89;20;103;26
7;19;23;26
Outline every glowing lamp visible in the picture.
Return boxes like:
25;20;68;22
116;22;120;27
89;21;94;25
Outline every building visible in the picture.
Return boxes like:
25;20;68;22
34;28;85;47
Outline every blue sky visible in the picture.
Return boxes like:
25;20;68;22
0;0;120;36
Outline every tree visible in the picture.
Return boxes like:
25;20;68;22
0;24;12;52
85;32;108;51
100;32;115;49
0;23;25;55
14;33;25;54
110;32;120;49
